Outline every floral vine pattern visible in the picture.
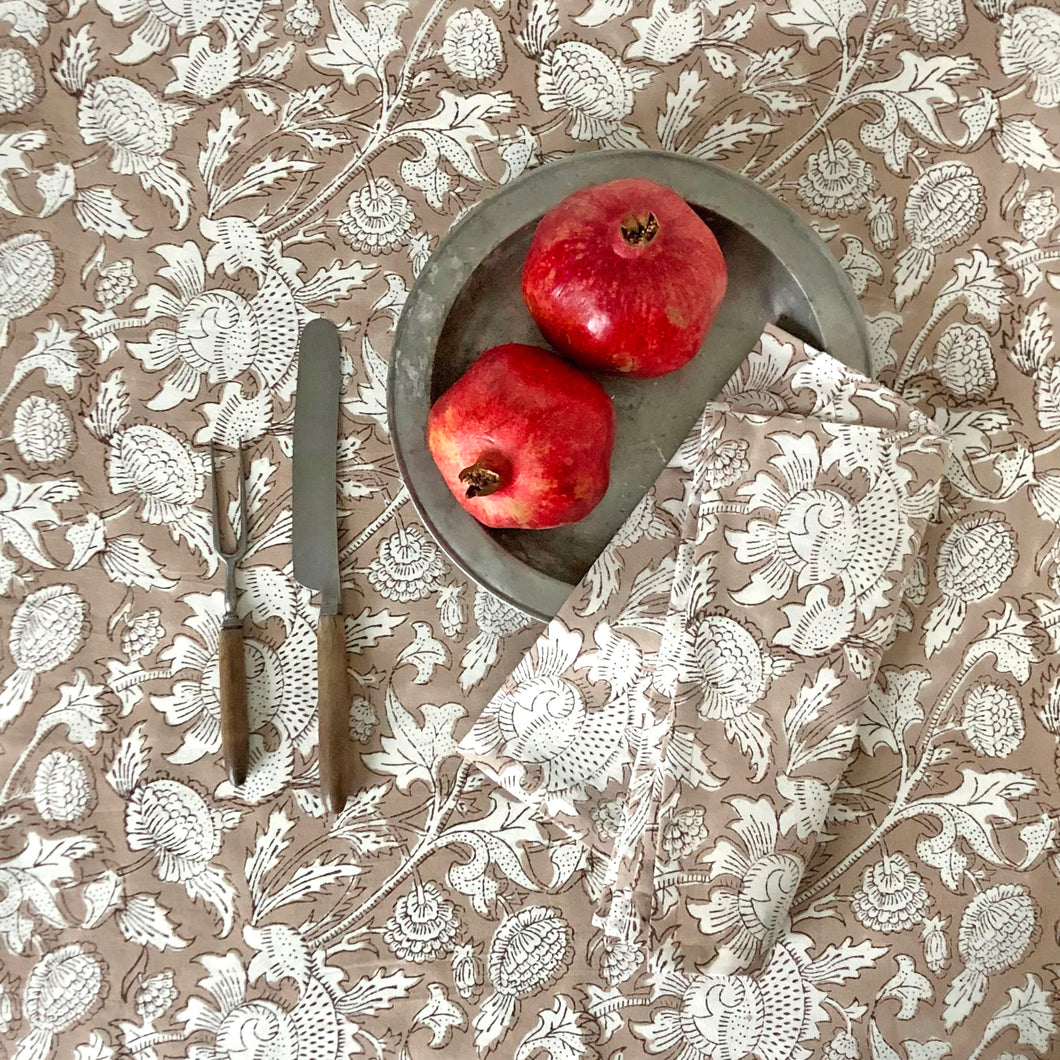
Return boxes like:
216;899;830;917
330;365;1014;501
1;0;1059;1057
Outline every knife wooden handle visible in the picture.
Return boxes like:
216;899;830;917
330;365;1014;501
318;612;350;814
218;624;250;787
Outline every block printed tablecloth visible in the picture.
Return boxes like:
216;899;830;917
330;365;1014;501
1;0;1060;1057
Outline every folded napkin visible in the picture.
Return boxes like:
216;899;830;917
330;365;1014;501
458;325;948;975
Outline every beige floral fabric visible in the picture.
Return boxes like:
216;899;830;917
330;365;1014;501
1;0;1059;1058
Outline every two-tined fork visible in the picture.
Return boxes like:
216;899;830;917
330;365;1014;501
210;443;250;786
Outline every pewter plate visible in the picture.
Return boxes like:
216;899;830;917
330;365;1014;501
388;150;870;623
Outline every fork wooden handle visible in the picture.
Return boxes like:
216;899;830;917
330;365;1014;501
318;612;350;814
219;623;250;786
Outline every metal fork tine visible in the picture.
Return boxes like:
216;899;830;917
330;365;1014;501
211;443;249;560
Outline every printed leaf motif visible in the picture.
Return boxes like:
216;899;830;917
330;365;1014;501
413;983;467;1047
993;115;1060;172
86;370;130;440
309;0;407;90
934;251;1009;329
515;995;587;1060
211;154;317;212
245;923;312;987
805;937;888;985
200;215;269;281
879;954;933;1020
869;1021;902;1060
329;785;396;857
907;767;1036;890
245;810;295;900
73;185;148;239
115;892;188;950
104;722;150;797
347;606;406;652
627;0;704;64
859;666;929;754
297;259;376;304
516;0;560;58
0;475;80;569
35;670;109;748
363;687;465;792
687;114;779;160
657;67;709;151
73;1033;115;1060
338;967;419;1017
963;600;1038;682
981;975;1056;1055
6;318;85;396
1007;300;1053;374
199;107;246;194
396;621;449;684
784;669;855;772
253;859;362;919
771;0;866;50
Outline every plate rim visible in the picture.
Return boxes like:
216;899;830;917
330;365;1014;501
387;149;871;622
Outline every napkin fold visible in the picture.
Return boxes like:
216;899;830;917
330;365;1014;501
457;325;948;975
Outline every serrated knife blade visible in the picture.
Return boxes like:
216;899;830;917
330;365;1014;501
293;318;349;813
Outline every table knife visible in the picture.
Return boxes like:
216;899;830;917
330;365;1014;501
293;318;350;813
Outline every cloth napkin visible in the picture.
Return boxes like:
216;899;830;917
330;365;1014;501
457;324;949;975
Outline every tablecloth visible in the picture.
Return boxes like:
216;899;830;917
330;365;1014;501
1;0;1059;1057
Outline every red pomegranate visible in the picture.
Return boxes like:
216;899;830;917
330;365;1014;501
522;177;728;377
427;343;615;530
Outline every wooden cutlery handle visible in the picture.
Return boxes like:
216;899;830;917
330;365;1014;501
218;623;250;787
318;612;350;814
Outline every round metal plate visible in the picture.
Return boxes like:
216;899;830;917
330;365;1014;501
388;151;871;623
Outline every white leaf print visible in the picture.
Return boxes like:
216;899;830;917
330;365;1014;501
200;215;269;281
115;892;188;950
878;954;934;1020
337;967;419;1017
859;665;929;754
297;258;375;305
198;106;246;196
346;333;389;432
909;768;1036;891
851;52;980;173
72;185;148;239
869;1021;902;1060
785;669;856;772
100;534;177;591
85;370;129;440
363;687;465;792
245;922;312;986
35;670;109;749
244;809;295;901
138;158;193;230
705;48;737;77
243;85;276;115
900;1042;951;1060
770;0;866;50
657;67;709;151
0;832;94;953
253;858;361;919
993;115;1060;172
515;0;559;59
934;250;1009;329
804;936;888;984
72;1032;115;1060
686;114;780;160
627;0;703;64
413;983;467;1048
840;235;884;296
104;722;150;797
963;600;1038;682
981;975;1057;1054
2;0;49;42
347;605;406;652
308;0;407;90
80;870;122;929
1008;300;1053;374
396;621;449;684
515;995;586;1060
53;26;99;94
212;154;317;212
0;475;79;569
3;318;84;399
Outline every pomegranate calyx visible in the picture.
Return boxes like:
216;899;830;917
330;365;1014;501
459;460;504;498
619;211;659;246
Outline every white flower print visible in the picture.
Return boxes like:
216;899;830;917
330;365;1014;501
962;680;1025;757
944;884;1039;1028
537;41;652;145
796;139;875;218
933;323;996;400
459;586;532;692
382;883;459;962
95;258;137;309
128;239;302;408
726;430;915;621
894;162;987;308
167;35;241;100
452;941;483;1001
659;805;709;862
349;694;377;743
868;194;898;254
851;854;930;933
33;750;94;823
12;394;74;465
442;8;505;84
633;933;829;1060
999;6;1060;107
177;949;356;1060
601;939;644;985
463;621;631;809
135;969;177;1023
125;774;240;932
0;40;42;115
121;607;165;659
337;177;415;256
366;524;445;602
906;0;967;47
1017;187;1058;242
0;584;88;730
922;914;951;973
687;797;805;969
285;0;323;41
474;906;574;1052
0;231;57;344
590;793;627;841
925;514;1017;655
154;591;317;796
